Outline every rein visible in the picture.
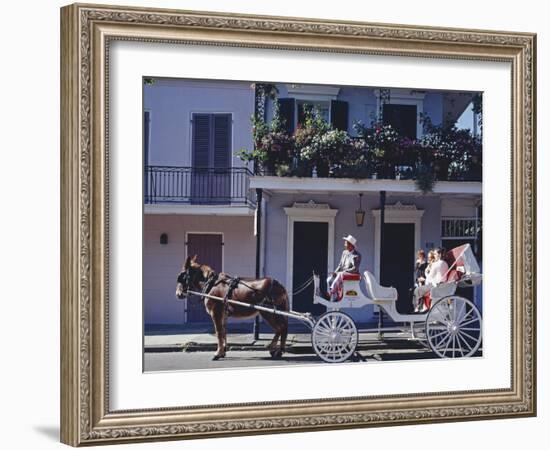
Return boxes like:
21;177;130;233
291;275;314;296
200;271;314;297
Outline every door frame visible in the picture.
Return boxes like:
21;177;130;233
372;202;424;282
184;232;224;323
284;202;338;309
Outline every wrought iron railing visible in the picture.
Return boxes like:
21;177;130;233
441;217;482;239
144;166;255;207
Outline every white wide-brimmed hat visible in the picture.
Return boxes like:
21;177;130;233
342;234;357;246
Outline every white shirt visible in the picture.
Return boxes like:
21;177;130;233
425;259;449;286
335;249;361;274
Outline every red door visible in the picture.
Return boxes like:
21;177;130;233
186;233;223;322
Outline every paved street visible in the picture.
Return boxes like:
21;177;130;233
146;350;324;370
143;333;470;371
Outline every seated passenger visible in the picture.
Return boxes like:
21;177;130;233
412;249;433;312
326;235;361;301
413;247;448;312
414;249;429;287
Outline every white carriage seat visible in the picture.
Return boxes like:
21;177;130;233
363;270;398;301
429;282;457;302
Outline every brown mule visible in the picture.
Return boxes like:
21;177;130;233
176;255;289;360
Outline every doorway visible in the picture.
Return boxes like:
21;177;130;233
292;221;328;315
186;233;223;322
380;223;415;313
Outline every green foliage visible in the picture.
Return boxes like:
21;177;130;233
254;83;279;100
417;114;482;181
237;102;481;185
414;164;436;194
237;99;294;173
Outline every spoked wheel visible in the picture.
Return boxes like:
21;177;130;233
425;296;482;358
312;311;358;363
410;323;430;349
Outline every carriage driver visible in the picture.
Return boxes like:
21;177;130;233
326;235;362;301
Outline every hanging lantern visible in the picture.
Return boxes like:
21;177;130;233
355;193;365;227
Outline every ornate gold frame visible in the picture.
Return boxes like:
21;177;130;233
60;3;536;446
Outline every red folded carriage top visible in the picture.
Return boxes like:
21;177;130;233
342;273;361;281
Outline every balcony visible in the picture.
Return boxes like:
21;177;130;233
238;116;482;193
144;166;256;207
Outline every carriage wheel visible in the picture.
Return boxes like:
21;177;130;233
411;323;430;349
425;296;482;358
312;311;358;363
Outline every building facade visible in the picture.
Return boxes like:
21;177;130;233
143;78;482;326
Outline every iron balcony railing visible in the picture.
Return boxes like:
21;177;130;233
145;166;256;207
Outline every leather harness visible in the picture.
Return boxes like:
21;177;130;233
198;270;276;313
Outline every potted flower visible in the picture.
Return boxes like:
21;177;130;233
354;121;399;179
237;100;294;175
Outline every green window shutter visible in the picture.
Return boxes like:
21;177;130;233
213;114;231;168
192;113;211;168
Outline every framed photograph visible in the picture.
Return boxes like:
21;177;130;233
60;3;536;446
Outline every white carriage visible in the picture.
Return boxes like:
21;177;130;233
309;243;483;362
187;244;483;363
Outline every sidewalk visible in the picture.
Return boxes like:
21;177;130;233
144;327;423;354
144;332;312;353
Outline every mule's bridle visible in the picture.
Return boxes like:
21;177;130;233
178;267;220;296
202;271;220;295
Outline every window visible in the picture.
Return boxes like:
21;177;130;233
190;113;233;204
441;216;482;260
297;100;329;125
191;113;232;168
277;98;348;134
382;104;417;139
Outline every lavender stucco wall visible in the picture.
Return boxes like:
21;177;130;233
144;78;255;168
423;92;444;126
337;86;378;135
143;214;255;325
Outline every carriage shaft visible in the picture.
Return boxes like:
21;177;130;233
187;290;315;327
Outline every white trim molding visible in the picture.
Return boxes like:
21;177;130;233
372;202;425;281
250;176;482;195
283;201;338;309
144;204;255;216
286;84;340;101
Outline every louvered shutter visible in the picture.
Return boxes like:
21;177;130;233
144;111;151;164
213;114;231;168
143;111;151;202
192;113;211;168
